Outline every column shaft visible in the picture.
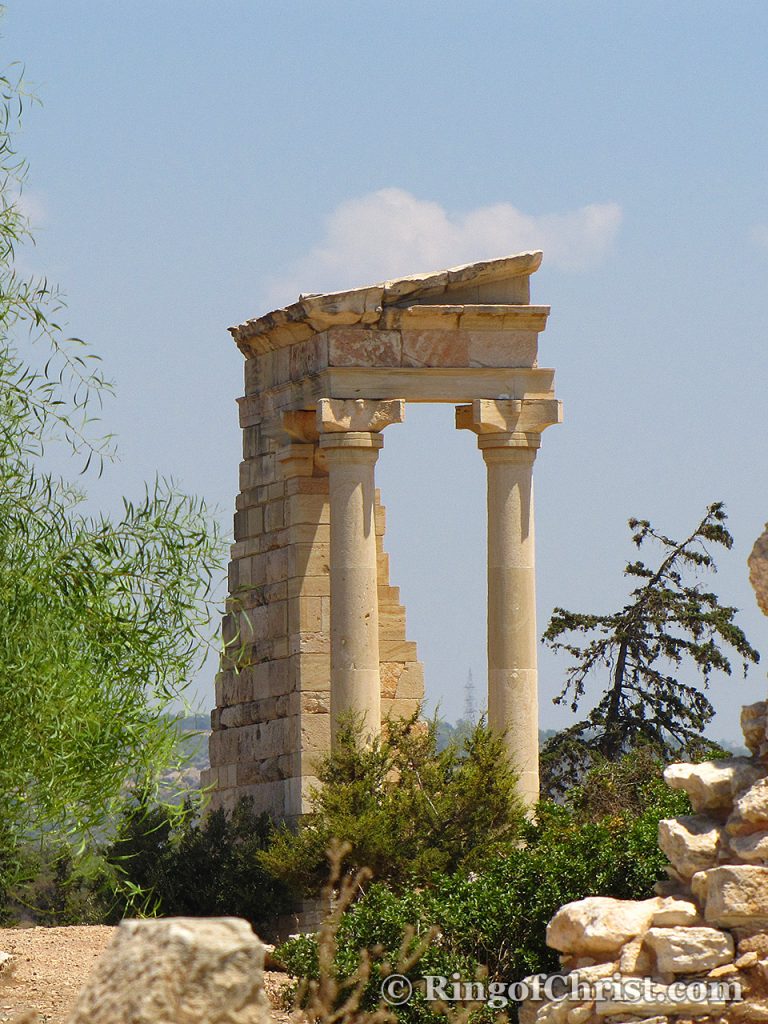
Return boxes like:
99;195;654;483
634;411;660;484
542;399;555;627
481;438;540;804
320;432;383;742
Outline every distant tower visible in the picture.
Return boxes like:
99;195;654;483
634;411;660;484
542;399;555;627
463;668;479;724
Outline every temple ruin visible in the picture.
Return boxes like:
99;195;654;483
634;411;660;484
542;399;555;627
204;251;562;821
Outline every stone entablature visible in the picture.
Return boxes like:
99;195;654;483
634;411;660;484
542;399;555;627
205;251;561;821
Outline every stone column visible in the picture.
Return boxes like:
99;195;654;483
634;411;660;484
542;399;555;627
457;399;562;805
318;399;405;742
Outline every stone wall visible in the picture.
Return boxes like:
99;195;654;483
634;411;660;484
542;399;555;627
202;348;423;822
522;701;768;1022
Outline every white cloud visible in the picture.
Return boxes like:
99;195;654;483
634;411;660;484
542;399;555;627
15;189;46;228
265;188;622;307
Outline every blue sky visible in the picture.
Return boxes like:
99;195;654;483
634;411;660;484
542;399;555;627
5;2;768;738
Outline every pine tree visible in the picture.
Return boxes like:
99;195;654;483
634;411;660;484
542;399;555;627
541;503;759;795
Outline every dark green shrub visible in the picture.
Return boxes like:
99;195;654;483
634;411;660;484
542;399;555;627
278;750;691;1024
261;713;525;897
99;795;291;937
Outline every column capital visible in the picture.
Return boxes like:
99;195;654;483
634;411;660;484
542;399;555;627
319;431;384;454
317;398;405;434
456;398;562;449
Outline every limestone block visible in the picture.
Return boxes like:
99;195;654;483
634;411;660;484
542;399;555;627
663;759;763;815
380;662;402;699
644;926;734;973
657;815;725;878
619;934;653;975
395;662;425;700
289;335;328;378
285;492;330;527
67;917;267;1024
546;897;661;955
401;329;469;367
748;523;768;616
327;327;402;367
381;698;421;722
592;979;727;1017
289;653;330;690
467;329;538;368
300;712;330;753
697;865;768;926
380;640;419;661
651;898;701;927
317;397;405;433
740;702;767;754
730;831;768;863
728;778;768;835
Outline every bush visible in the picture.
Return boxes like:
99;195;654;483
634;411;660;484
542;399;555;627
96;796;292;937
261;713;526;897
278;750;691;1024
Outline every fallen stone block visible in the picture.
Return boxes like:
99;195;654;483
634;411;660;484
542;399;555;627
730;830;768;863
546;897;660;956
741;702;768;755
728;778;768;835
650;897;700;927
67;917;267;1024
695;865;768;927
644;926;734;973
663;759;762;815
592;979;727;1017
658;815;724;878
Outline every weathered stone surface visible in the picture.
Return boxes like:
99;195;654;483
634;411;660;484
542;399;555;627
651;897;701;927
730;830;768;862
663;759;762;815
317;397;405;433
619;934;654;975
728;778;768;835
749;524;768;617
658;815;725;878
742;702;768;755
67;917;267;1024
546;897;660;955
644;925;734;973
696;865;768;926
593;979;727;1017
737;931;768;957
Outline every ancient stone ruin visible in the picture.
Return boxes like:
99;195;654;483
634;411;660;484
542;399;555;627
519;526;768;1023
204;252;562;820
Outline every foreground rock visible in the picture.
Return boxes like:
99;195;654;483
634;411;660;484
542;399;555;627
521;703;768;1023
67;917;268;1024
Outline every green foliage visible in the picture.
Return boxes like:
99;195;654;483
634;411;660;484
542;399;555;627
261;713;526;897
94;796;292;937
0;57;225;883
278;751;690;1024
0;842;108;927
541;503;759;794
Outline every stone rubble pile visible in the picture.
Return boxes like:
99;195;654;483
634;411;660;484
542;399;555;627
521;700;768;1024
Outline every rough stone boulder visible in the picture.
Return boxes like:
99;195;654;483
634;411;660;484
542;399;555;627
729;829;768;863
643;925;734;973
649;896;700;927
657;814;724;879
693;865;768;927
545;896;660;956
663;758;762;815
727;777;768;836
749;524;768;617
67;917;267;1024
741;701;768;755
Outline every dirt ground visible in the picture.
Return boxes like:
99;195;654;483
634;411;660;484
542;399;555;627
0;925;293;1023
